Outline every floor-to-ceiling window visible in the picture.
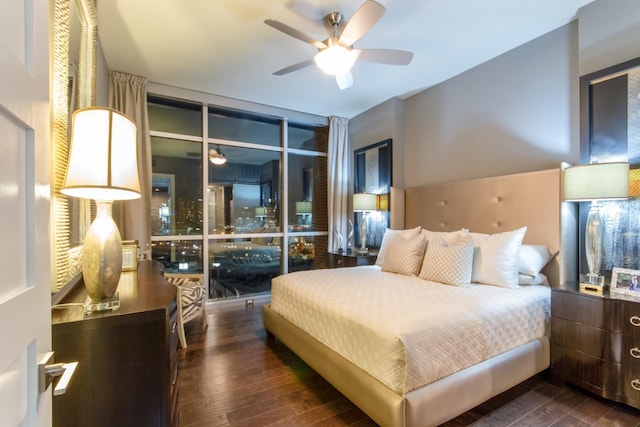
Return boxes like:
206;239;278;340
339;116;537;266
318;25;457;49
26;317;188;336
148;95;328;300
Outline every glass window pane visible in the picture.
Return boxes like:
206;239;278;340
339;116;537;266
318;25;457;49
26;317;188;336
288;154;327;232
151;136;203;236
207;144;281;234
288;122;328;152
289;235;326;272
209;238;281;299
208;108;280;147
148;97;202;136
151;239;203;274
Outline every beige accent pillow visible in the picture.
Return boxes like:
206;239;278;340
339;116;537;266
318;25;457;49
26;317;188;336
470;227;527;288
381;233;426;276
420;228;468;245
376;226;421;266
419;234;474;286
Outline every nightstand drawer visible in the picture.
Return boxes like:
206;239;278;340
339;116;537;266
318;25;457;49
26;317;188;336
551;317;623;362
551;345;624;395
551;290;623;331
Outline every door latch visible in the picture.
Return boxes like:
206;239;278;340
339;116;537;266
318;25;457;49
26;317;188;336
38;352;78;396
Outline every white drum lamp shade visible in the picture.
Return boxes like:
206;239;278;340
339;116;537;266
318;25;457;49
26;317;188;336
563;162;629;281
61;107;141;307
353;193;377;253
295;201;312;215
353;193;377;212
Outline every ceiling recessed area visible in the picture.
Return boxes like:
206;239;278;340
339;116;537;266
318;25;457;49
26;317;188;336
97;0;594;119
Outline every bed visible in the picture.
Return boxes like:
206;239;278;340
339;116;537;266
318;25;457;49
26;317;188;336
263;169;562;427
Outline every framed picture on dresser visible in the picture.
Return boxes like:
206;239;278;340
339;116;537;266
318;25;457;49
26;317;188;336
611;267;640;298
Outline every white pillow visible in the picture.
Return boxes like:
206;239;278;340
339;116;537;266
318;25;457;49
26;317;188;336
518;273;549;286
376;226;421;266
419;234;474;286
470;227;527;288
519;244;557;277
381;233;426;276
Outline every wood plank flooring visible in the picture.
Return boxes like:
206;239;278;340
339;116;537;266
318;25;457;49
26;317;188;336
177;299;640;426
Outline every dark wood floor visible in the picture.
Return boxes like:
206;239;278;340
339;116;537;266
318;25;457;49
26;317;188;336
177;299;640;427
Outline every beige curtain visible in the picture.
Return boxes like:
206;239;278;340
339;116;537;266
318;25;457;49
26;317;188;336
108;71;152;259
328;116;350;252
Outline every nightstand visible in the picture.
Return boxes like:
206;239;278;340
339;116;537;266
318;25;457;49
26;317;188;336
326;250;378;268
550;283;640;410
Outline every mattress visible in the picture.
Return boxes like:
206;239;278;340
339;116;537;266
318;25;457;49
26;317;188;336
270;265;550;395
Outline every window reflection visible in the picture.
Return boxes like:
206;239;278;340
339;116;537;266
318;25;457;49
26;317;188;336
149;96;329;299
148;97;202;136
208;145;281;235
288;121;328;152
152;240;203;274
151;136;203;236
208;108;280;147
288;235;319;272
209;238;281;299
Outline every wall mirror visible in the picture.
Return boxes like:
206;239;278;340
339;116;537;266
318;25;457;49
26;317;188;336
51;0;97;297
353;139;392;249
579;56;640;275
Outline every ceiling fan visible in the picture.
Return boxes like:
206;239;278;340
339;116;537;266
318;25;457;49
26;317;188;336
265;0;413;90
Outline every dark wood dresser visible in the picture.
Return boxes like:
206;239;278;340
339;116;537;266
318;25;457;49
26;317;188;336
326;250;378;268
550;283;640;410
52;260;179;427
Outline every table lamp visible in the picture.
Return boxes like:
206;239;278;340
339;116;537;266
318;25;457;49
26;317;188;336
563;162;628;288
353;193;377;253
61;107;141;311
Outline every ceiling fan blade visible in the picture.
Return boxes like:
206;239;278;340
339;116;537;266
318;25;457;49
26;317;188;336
336;72;354;90
273;58;315;76
265;19;327;50
339;0;385;46
354;48;414;65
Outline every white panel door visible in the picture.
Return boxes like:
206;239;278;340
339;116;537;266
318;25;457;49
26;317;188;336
0;0;52;426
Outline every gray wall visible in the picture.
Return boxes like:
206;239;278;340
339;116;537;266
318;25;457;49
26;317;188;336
578;0;640;76
401;22;579;187
349;0;640;190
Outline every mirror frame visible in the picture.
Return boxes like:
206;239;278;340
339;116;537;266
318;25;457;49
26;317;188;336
51;0;97;296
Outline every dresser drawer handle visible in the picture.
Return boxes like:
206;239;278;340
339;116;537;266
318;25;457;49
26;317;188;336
631;347;640;359
171;322;177;334
632;379;640;391
631;316;640;327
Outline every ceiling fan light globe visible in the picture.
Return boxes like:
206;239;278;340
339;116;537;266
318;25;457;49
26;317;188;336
208;148;227;165
314;46;357;75
210;155;227;165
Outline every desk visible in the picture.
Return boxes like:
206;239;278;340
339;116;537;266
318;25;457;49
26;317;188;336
52;260;179;427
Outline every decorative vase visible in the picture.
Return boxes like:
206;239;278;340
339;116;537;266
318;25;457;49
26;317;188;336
334;227;343;252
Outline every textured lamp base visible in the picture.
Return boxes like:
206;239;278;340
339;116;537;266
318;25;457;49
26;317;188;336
581;273;605;286
84;292;121;314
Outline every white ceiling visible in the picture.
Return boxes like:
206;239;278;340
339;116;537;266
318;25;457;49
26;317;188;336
97;0;594;119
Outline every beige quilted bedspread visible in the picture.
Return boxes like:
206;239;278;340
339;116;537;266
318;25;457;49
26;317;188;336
270;266;550;395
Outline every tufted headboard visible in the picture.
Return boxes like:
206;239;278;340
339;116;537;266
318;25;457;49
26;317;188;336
404;169;562;286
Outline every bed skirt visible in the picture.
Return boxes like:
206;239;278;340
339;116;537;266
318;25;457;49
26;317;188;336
263;304;550;427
